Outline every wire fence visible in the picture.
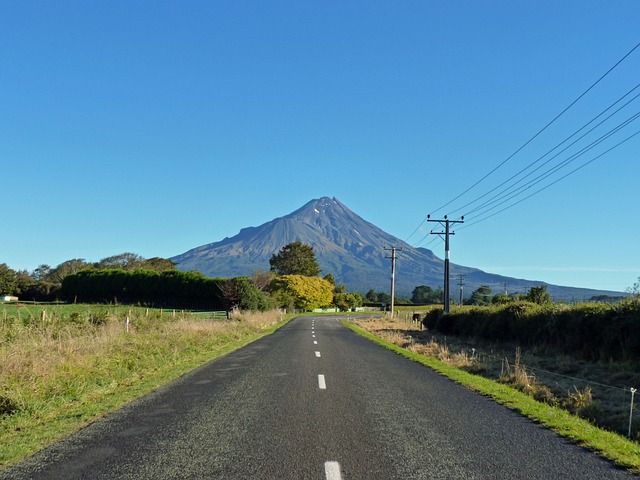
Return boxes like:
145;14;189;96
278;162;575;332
392;311;639;439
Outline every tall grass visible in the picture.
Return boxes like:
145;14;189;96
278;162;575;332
0;305;286;469
355;317;476;369
346;319;640;473
354;317;608;429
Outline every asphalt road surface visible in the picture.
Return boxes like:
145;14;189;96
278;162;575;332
2;315;635;479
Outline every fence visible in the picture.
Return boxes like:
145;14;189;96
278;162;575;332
386;315;639;439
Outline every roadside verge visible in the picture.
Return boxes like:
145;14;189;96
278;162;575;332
1;312;293;471
344;320;640;474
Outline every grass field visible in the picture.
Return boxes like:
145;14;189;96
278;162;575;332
0;303;290;471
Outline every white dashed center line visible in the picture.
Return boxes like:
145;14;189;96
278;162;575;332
314;340;318;345
325;461;342;480
318;374;326;389
315;351;321;357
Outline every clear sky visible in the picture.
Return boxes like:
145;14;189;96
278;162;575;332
1;1;639;293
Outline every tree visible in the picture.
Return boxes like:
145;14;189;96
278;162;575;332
524;285;551;305
323;273;336;285
140;257;176;272
217;276;273;311
270;275;333;310
49;259;90;284
334;291;364;311
14;270;34;296
491;293;512;305
33;264;52;282
365;289;378;302
332;283;354;311
410;285;443;304
333;283;347;294
26;265;58;301
269;242;321;277
377;292;392;305
0;263;17;295
627;277;640;296
411;285;433;304
468;285;492;305
364;290;383;304
95;253;144;271
252;270;274;292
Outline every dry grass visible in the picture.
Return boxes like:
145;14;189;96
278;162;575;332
499;347;556;404
353;317;479;370
0;306;284;452
228;307;283;327
353;316;614;433
346;320;640;473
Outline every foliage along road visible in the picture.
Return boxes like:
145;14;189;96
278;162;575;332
2;315;635;479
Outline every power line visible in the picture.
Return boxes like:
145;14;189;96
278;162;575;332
463;110;640;219
427;40;640;218
447;82;640;218
413;230;442;249
460;127;640;229
404;217;429;244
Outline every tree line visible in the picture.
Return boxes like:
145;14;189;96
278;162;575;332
0;244;364;312
60;269;272;311
0;253;175;302
6;246;631;310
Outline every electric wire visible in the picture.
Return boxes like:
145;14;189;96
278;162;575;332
426;40;640;218
404;217;429;243
463;110;640;218
446;82;640;218
460;127;640;230
400;40;640;274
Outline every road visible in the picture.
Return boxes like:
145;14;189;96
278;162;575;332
2;315;635;479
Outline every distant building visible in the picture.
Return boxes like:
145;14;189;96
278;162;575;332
1;295;18;302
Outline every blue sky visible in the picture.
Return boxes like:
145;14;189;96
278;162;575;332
1;1;639;293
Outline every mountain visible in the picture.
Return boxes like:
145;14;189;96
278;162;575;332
171;197;623;301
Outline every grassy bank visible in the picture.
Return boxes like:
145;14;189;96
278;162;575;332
0;305;290;470
346;318;640;474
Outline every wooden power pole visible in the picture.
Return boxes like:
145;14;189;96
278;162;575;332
427;215;464;314
384;247;402;318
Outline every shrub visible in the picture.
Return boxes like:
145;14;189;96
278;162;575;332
422;307;443;330
427;299;640;362
561;387;596;416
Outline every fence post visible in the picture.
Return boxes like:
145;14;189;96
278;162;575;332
629;387;637;438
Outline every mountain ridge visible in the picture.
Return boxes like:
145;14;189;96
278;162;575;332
171;197;624;301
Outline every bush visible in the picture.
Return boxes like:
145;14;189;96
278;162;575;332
423;308;443;330
427;299;640;362
61;269;273;311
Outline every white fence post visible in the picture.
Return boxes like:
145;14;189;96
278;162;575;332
629;387;637;438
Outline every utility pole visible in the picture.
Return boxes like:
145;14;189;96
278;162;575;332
456;273;467;306
427;215;464;314
384;247;402;318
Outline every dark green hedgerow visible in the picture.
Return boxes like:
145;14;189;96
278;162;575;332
423;299;640;362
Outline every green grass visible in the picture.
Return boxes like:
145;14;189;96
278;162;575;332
393;304;441;312
0;307;292;471
344;320;640;473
